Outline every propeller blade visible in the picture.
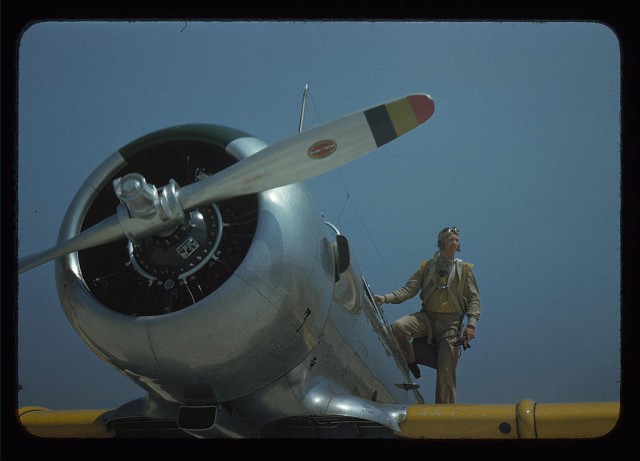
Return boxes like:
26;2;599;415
178;94;434;210
18;94;435;274
18;215;123;274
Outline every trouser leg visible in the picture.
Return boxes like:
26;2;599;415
432;312;461;404
435;336;458;403
391;312;429;364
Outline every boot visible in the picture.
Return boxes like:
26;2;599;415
407;362;421;379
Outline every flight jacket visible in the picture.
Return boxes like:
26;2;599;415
383;254;481;329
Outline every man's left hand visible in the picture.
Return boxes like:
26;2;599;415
464;326;476;341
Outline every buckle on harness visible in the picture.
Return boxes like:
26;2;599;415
436;270;448;289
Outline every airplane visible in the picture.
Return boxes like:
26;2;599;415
16;90;619;439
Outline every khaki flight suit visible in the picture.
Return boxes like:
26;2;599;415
382;253;481;404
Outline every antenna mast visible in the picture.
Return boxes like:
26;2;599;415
298;84;309;133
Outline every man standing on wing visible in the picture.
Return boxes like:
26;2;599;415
375;227;481;404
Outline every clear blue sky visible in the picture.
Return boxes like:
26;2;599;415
16;21;621;409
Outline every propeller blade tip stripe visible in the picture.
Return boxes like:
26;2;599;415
364;94;435;147
364;104;397;147
407;94;435;124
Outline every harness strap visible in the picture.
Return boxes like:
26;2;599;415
420;257;473;336
421;311;435;346
447;260;465;318
418;259;437;345
419;258;438;302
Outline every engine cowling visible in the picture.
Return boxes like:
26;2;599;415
55;124;336;404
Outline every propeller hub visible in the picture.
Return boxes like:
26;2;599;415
128;204;224;281
113;172;159;218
